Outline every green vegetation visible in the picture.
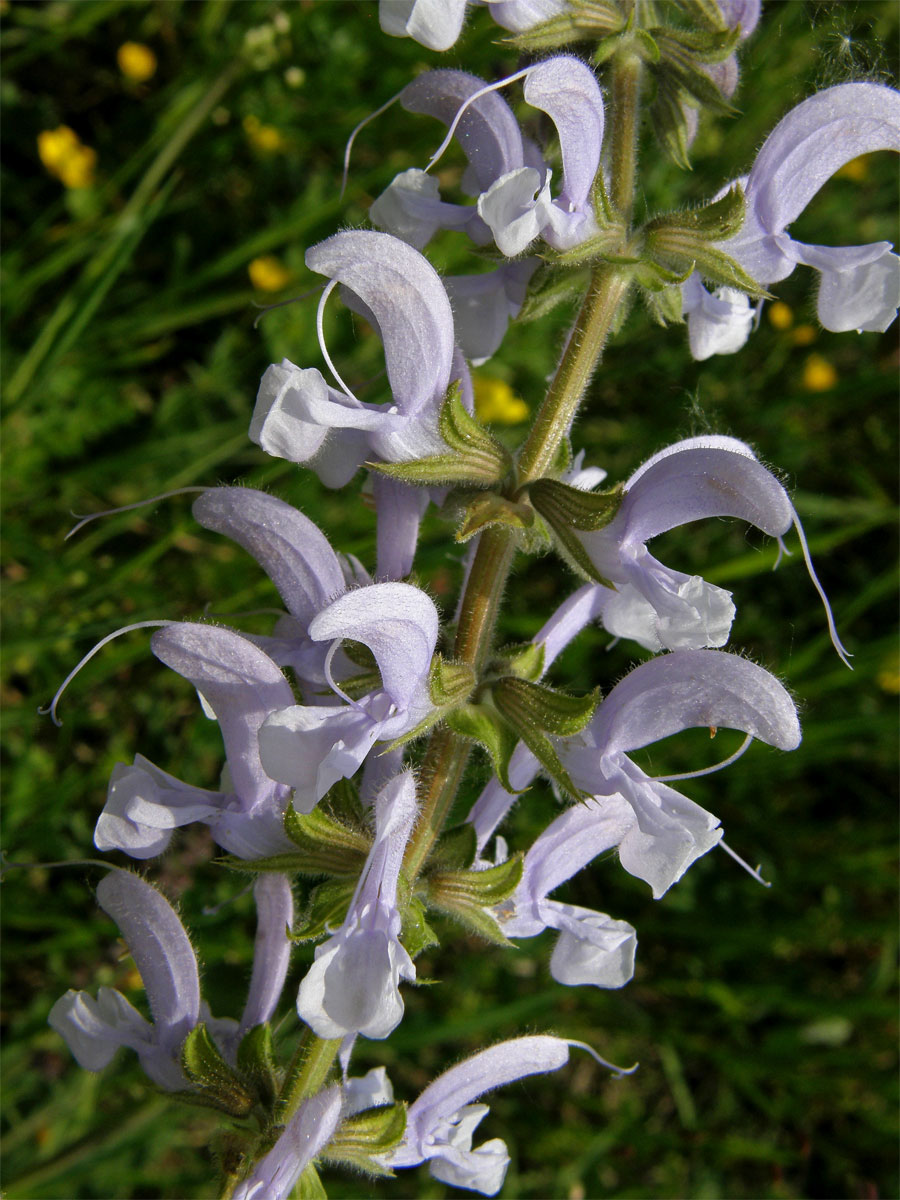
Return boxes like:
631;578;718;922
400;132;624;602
2;2;896;1197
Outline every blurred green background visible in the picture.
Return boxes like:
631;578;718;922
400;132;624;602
2;2;897;1197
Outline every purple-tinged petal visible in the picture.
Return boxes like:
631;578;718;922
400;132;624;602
743;83;900;237
380;0;468;50
546;901;637;988
372;474;430;580
682;275;756;359
49;987;151;1072
96;871;200;1052
466;743;538;852
591;649;801;758
790;241;900;333
533;582;609;669
240;874;294;1033
443;260;539;363
151;624;295;810
523;57;605;214
258;698;391;806
193;488;345;625
401;69;526;190
485;0;568;29
343;1067;394;1117
231;1085;342;1200
716;0;760;36
306;232;454;415
309;583;438;712
477;166;553;255
95;757;223;859
396;1036;572;1162
370;168;476;249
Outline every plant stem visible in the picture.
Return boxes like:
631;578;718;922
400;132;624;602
608;50;643;226
277;1031;342;1123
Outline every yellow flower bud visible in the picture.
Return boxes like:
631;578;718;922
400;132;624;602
248;255;293;292
801;354;837;392
473;376;529;425
37;126;97;189
117;42;157;83
768;301;793;331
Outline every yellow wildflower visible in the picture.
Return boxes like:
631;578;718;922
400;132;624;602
876;655;900;693
243;114;288;153
37;126;97;189
768;300;793;331
117;41;157;83
791;324;817;347
248;255;293;292
473;376;529;424
801;353;837;392
835;155;868;181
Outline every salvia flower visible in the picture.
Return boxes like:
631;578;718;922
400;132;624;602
257;583;438;809
95;624;296;860
382;1035;631;1194
685;82;900;358
558;649;801;897
378;0;568;51
231;1085;343;1200
371;56;605;256
296;770;418;1039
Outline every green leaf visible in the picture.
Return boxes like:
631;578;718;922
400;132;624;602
429;822;478;871
401;895;441;958
425;857;525;946
181;1025;255;1118
297;1163;329;1199
493;677;599;736
445;703;524;795
291;878;357;942
429;655;476;707
528;477;624;531
645;185;746;243
369;381;511;487
324;1103;407;1177
236;1023;278;1108
454;493;535;543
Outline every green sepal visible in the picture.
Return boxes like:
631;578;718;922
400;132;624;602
515;264;591;323
429;822;478;871
642;281;686;326
297;1163;328;1199
671;0;730;34
429;655;476;707
236;1023;278;1108
591;167;617;228
495;640;546;684
634;258;695;292
454;493;535;543
548;225;628;268
401;894;441;958
652;49;737;117
528;477;624;531
291;877;357;942
368;382;511;488
180;1024;255;1118
649;76;694;170
656;23;742;66
445;703;524;795
491;681;590;802
591;29;629;66
324;1103;408;1178
502;13;584;52
493;676;599;736
217;851;336;876
647;231;771;299
645;184;746;244
282;802;371;877
425;857;524;946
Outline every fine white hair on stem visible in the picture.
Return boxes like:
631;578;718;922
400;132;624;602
649;733;753;782
38;620;176;726
317;278;361;403
720;840;772;888
340;88;405;199
424;65;536;173
66;487;209;541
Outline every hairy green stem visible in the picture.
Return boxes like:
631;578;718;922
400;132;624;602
277;1031;341;1123
609;52;643;226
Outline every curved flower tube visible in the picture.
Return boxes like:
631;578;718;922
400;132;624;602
685;82;900;357
559;649;801;897
295;771;418;1040
95;624;296;860
258;583;438;809
49;870;201;1091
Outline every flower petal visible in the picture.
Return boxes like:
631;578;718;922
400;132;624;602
523;57;604;214
240;874;294;1032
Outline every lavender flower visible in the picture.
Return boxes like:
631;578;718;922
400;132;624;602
231;1086;342;1200
296;771;418;1039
